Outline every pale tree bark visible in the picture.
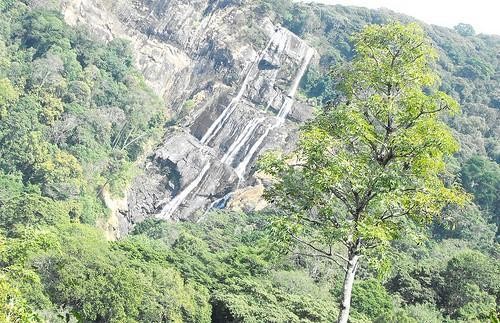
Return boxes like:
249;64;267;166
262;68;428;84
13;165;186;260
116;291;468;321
337;252;360;323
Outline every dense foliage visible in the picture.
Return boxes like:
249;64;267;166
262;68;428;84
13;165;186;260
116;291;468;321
0;2;186;322
0;0;164;226
256;1;499;320
259;22;468;323
0;0;498;322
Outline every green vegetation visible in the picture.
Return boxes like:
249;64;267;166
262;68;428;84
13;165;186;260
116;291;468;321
0;1;498;322
0;0;164;224
259;22;468;322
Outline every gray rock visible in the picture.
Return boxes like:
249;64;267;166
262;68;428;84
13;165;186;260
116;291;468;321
59;0;316;235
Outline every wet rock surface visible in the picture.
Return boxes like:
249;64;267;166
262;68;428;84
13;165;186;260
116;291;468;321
59;0;316;235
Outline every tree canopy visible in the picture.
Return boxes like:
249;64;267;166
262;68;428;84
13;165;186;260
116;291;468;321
0;1;498;322
259;22;469;323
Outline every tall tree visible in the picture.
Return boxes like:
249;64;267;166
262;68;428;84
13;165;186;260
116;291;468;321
259;22;468;323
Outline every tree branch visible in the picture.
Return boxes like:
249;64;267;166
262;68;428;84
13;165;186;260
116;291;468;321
293;251;348;272
288;231;349;264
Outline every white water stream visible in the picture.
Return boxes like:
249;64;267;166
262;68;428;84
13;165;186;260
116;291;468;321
157;28;314;218
157;162;211;219
200;28;288;145
234;47;315;178
221;117;266;165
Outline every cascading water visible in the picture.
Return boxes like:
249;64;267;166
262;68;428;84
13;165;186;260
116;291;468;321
200;27;288;145
196;191;235;223
234;47;315;178
157;162;211;219
200;28;282;144
219;33;287;170
200;63;253;145
155;26;315;219
221;117;266;166
155;30;287;219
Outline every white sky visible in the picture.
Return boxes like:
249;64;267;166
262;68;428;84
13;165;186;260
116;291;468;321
296;0;500;35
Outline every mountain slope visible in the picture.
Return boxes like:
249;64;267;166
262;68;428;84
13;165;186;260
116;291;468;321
53;0;499;238
0;0;498;322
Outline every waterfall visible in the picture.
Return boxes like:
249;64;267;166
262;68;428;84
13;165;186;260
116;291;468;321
197;191;235;223
221;117;266;166
200;28;288;145
155;29;288;219
157;162;211;219
234;47;315;178
155;27;314;219
263;70;280;113
220;37;284;169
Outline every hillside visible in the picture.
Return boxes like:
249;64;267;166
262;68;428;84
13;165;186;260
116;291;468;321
0;0;498;322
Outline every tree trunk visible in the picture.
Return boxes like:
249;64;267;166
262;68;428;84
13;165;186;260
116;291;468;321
337;253;360;323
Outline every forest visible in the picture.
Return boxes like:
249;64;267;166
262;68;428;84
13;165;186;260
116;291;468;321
0;0;499;322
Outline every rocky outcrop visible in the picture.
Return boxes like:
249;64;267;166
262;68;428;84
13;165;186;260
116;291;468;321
59;0;316;235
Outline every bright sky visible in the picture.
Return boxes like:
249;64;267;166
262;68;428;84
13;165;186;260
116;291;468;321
296;0;500;35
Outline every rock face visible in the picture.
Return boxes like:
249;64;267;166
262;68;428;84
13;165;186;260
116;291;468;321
59;0;316;235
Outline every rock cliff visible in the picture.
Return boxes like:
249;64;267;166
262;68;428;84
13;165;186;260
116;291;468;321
58;0;316;235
